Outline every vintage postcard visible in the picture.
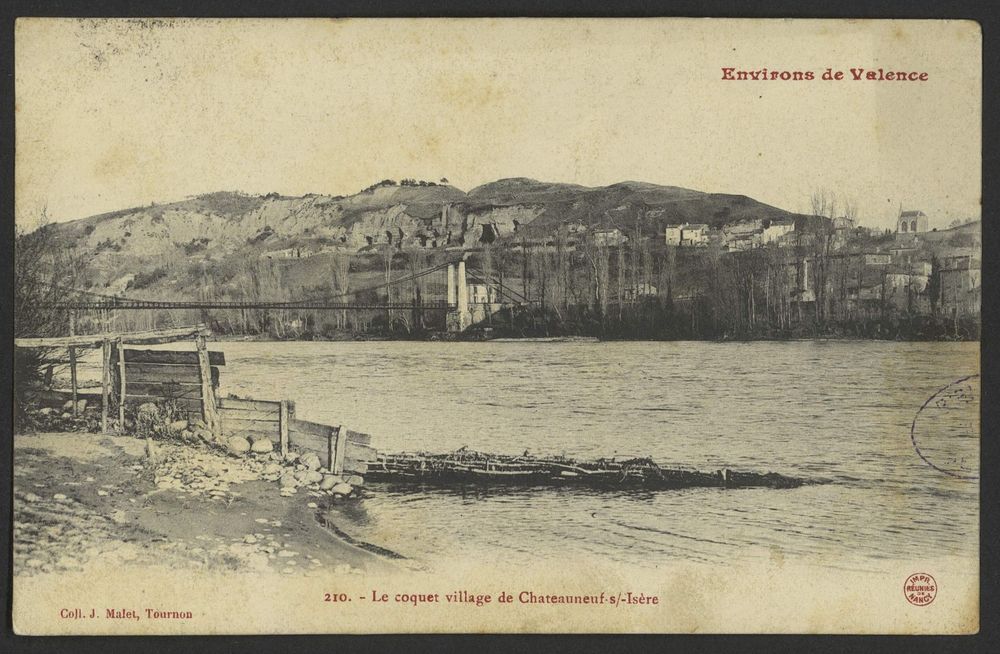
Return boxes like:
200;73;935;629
12;18;980;634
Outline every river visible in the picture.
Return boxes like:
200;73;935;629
202;339;980;572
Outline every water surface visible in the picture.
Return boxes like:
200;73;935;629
212;340;979;571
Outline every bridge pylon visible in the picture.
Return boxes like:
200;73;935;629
446;261;470;332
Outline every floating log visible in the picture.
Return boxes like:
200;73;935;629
366;449;803;490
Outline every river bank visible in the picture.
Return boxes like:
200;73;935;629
13;430;395;579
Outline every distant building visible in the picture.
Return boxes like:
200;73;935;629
761;219;795;244
624;283;658;301
864;253;892;266
468;283;499;305
665;223;710;247
939;265;981;315
897;210;929;235
726;232;760;251
592;228;628;246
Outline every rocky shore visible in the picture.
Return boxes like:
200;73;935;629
13;420;387;579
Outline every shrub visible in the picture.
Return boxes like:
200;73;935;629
128;266;168;290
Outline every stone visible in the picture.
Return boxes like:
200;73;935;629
300;452;322;471
319;475;341;490
168;419;189;433
306;502;318;509
137;402;160;418
39;407;54;416
284;452;299;463
226;436;251;455
331;483;353;496
194;428;213;444
97;490;109;497
251;438;273;454
62;400;75;411
22;492;42;502
243;535;258;544
192;419;207;430
53;493;68;500
303;470;324;485
345;475;364;487
279;474;298;488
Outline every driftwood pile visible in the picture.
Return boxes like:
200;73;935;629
366;448;802;490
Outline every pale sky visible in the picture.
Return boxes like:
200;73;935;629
15;18;981;232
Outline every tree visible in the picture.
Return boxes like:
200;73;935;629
331;253;352;329
14;221;84;428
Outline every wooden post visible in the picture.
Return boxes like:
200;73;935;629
279;400;289;460
101;339;111;433
327;427;336;473
116;337;126;432
196;335;220;440
68;311;78;416
332;425;347;475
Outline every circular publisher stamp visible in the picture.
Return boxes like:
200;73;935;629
904;573;937;606
910;374;979;480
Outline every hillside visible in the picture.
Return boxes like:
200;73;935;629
43;177;809;295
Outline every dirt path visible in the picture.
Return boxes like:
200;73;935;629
14;431;390;579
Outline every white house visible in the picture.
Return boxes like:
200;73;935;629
593;228;628;246
665;223;709;246
762;220;795;244
682;224;709;246
664;224;684;246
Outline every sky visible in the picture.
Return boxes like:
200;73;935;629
15;18;982;232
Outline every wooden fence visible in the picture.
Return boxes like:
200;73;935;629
217;396;373;475
17;323;376;478
113;346;223;416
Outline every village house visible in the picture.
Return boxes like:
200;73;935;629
665;223;710;246
726;232;760;252
592;228;628;247
761;219;795;244
938;256;981;316
664;224;684;246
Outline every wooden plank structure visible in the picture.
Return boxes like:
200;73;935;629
112;344;224;423
15;324;216;431
16;321;377;479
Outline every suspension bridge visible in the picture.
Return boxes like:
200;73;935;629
39;259;531;333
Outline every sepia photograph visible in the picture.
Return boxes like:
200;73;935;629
11;17;981;634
